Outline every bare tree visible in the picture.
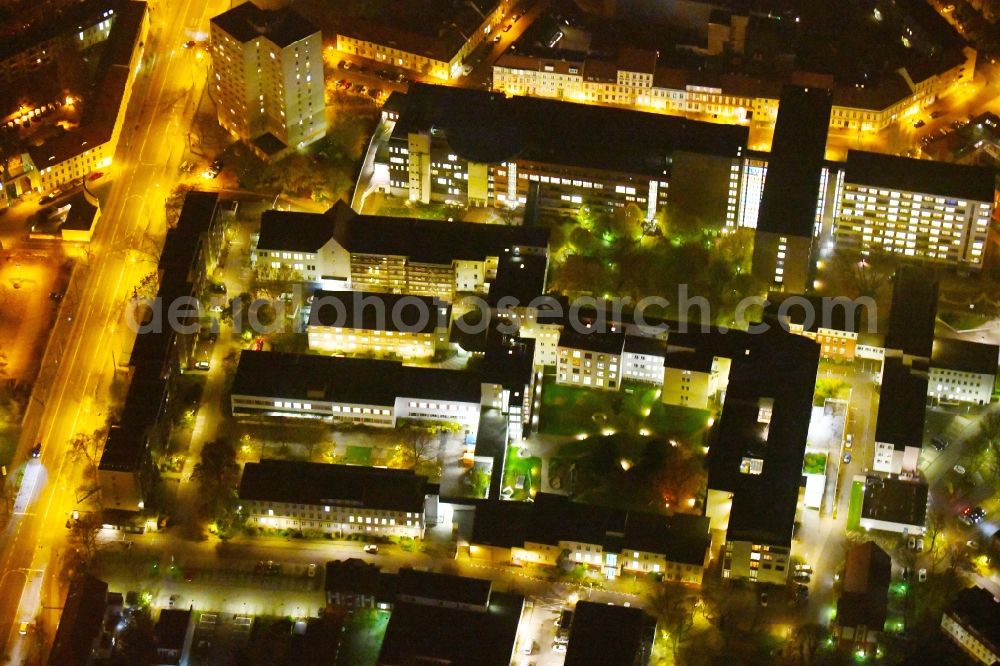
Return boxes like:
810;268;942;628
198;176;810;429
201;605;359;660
68;429;106;481
648;583;698;661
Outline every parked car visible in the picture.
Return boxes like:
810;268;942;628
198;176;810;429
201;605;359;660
794;564;812;573
18;622;29;636
31;443;41;458
843;452;852;464
913;119;926;128
908;536;916;550
521;641;538;655
363;544;379;554
954;464;966;475
308;563;317;577
916;538;924;552
845;434;853;448
552;643;567;654
759;591;769;607
918;568;927;582
931;437;949;451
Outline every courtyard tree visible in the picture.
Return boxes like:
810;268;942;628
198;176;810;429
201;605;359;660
648;583;698;661
68;429;106;481
191;439;240;531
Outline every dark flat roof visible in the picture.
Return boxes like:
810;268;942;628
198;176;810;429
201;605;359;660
154;609;191;651
557;327;626;355
707;327;820;546
324;558;381;596
844;150;997;202
258;201;550;265
238;461;427;513
26;2;146;170
396;569;492;607
564;602;655;666
874;359;927;449
764;292;862;334
471;494;710;566
664;349;715;373
49;574;108;666
860;475;928;528
61;192;100;232
377;591;523;666
487;252;549;306
99;190;217;473
251;132;287;155
946;587;1000;653
231;351;483;406
885;266;938;358
756;86;832;238
256;209;337;254
391;84;748;175
931;338;999;375
837;541;891;630
309;290;450;334
211;2;318;47
622;334;667;357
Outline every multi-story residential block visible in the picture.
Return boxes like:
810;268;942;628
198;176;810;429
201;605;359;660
764;293;865;362
941;587;1000;665
306;290;452;360
491;2;973;135
834;151;995;269
376;84;748;222
872;358;927;476
620;335;667;384
99;192;223;511
564;602;657;666
555;328;626;391
377;570;523;666
662;350;721;410
470;494;711;585
230;352;483;432
252;201;549;300
1;1;148;207
859;475;928;535
238;460;429;538
752;87;832;293
929;338;998;406
836;542;892;656
707;327;820;585
49;574;115;666
331;0;514;81
210;2;325;159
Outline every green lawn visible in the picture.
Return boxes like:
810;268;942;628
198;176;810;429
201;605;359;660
345;446;372;466
502;446;542;501
803;452;828;475
847;480;864;532
538;374;711;439
335;610;389;666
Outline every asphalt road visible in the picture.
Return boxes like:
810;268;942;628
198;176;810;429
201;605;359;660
0;0;225;658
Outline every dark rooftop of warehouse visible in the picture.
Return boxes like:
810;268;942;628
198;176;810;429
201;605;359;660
875;359;928;449
231;351;483;406
860;475;928;528
387;84;748;173
756;86;832;238
564;602;656;666
885;266;938;359
210;1;317;47
309;290;450;334
377;591;523;666
238;460;427;512
931;338;999;375
844;150;997;202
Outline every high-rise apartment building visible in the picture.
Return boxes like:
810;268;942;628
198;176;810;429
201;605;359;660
835;151;995;268
210;2;325;159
